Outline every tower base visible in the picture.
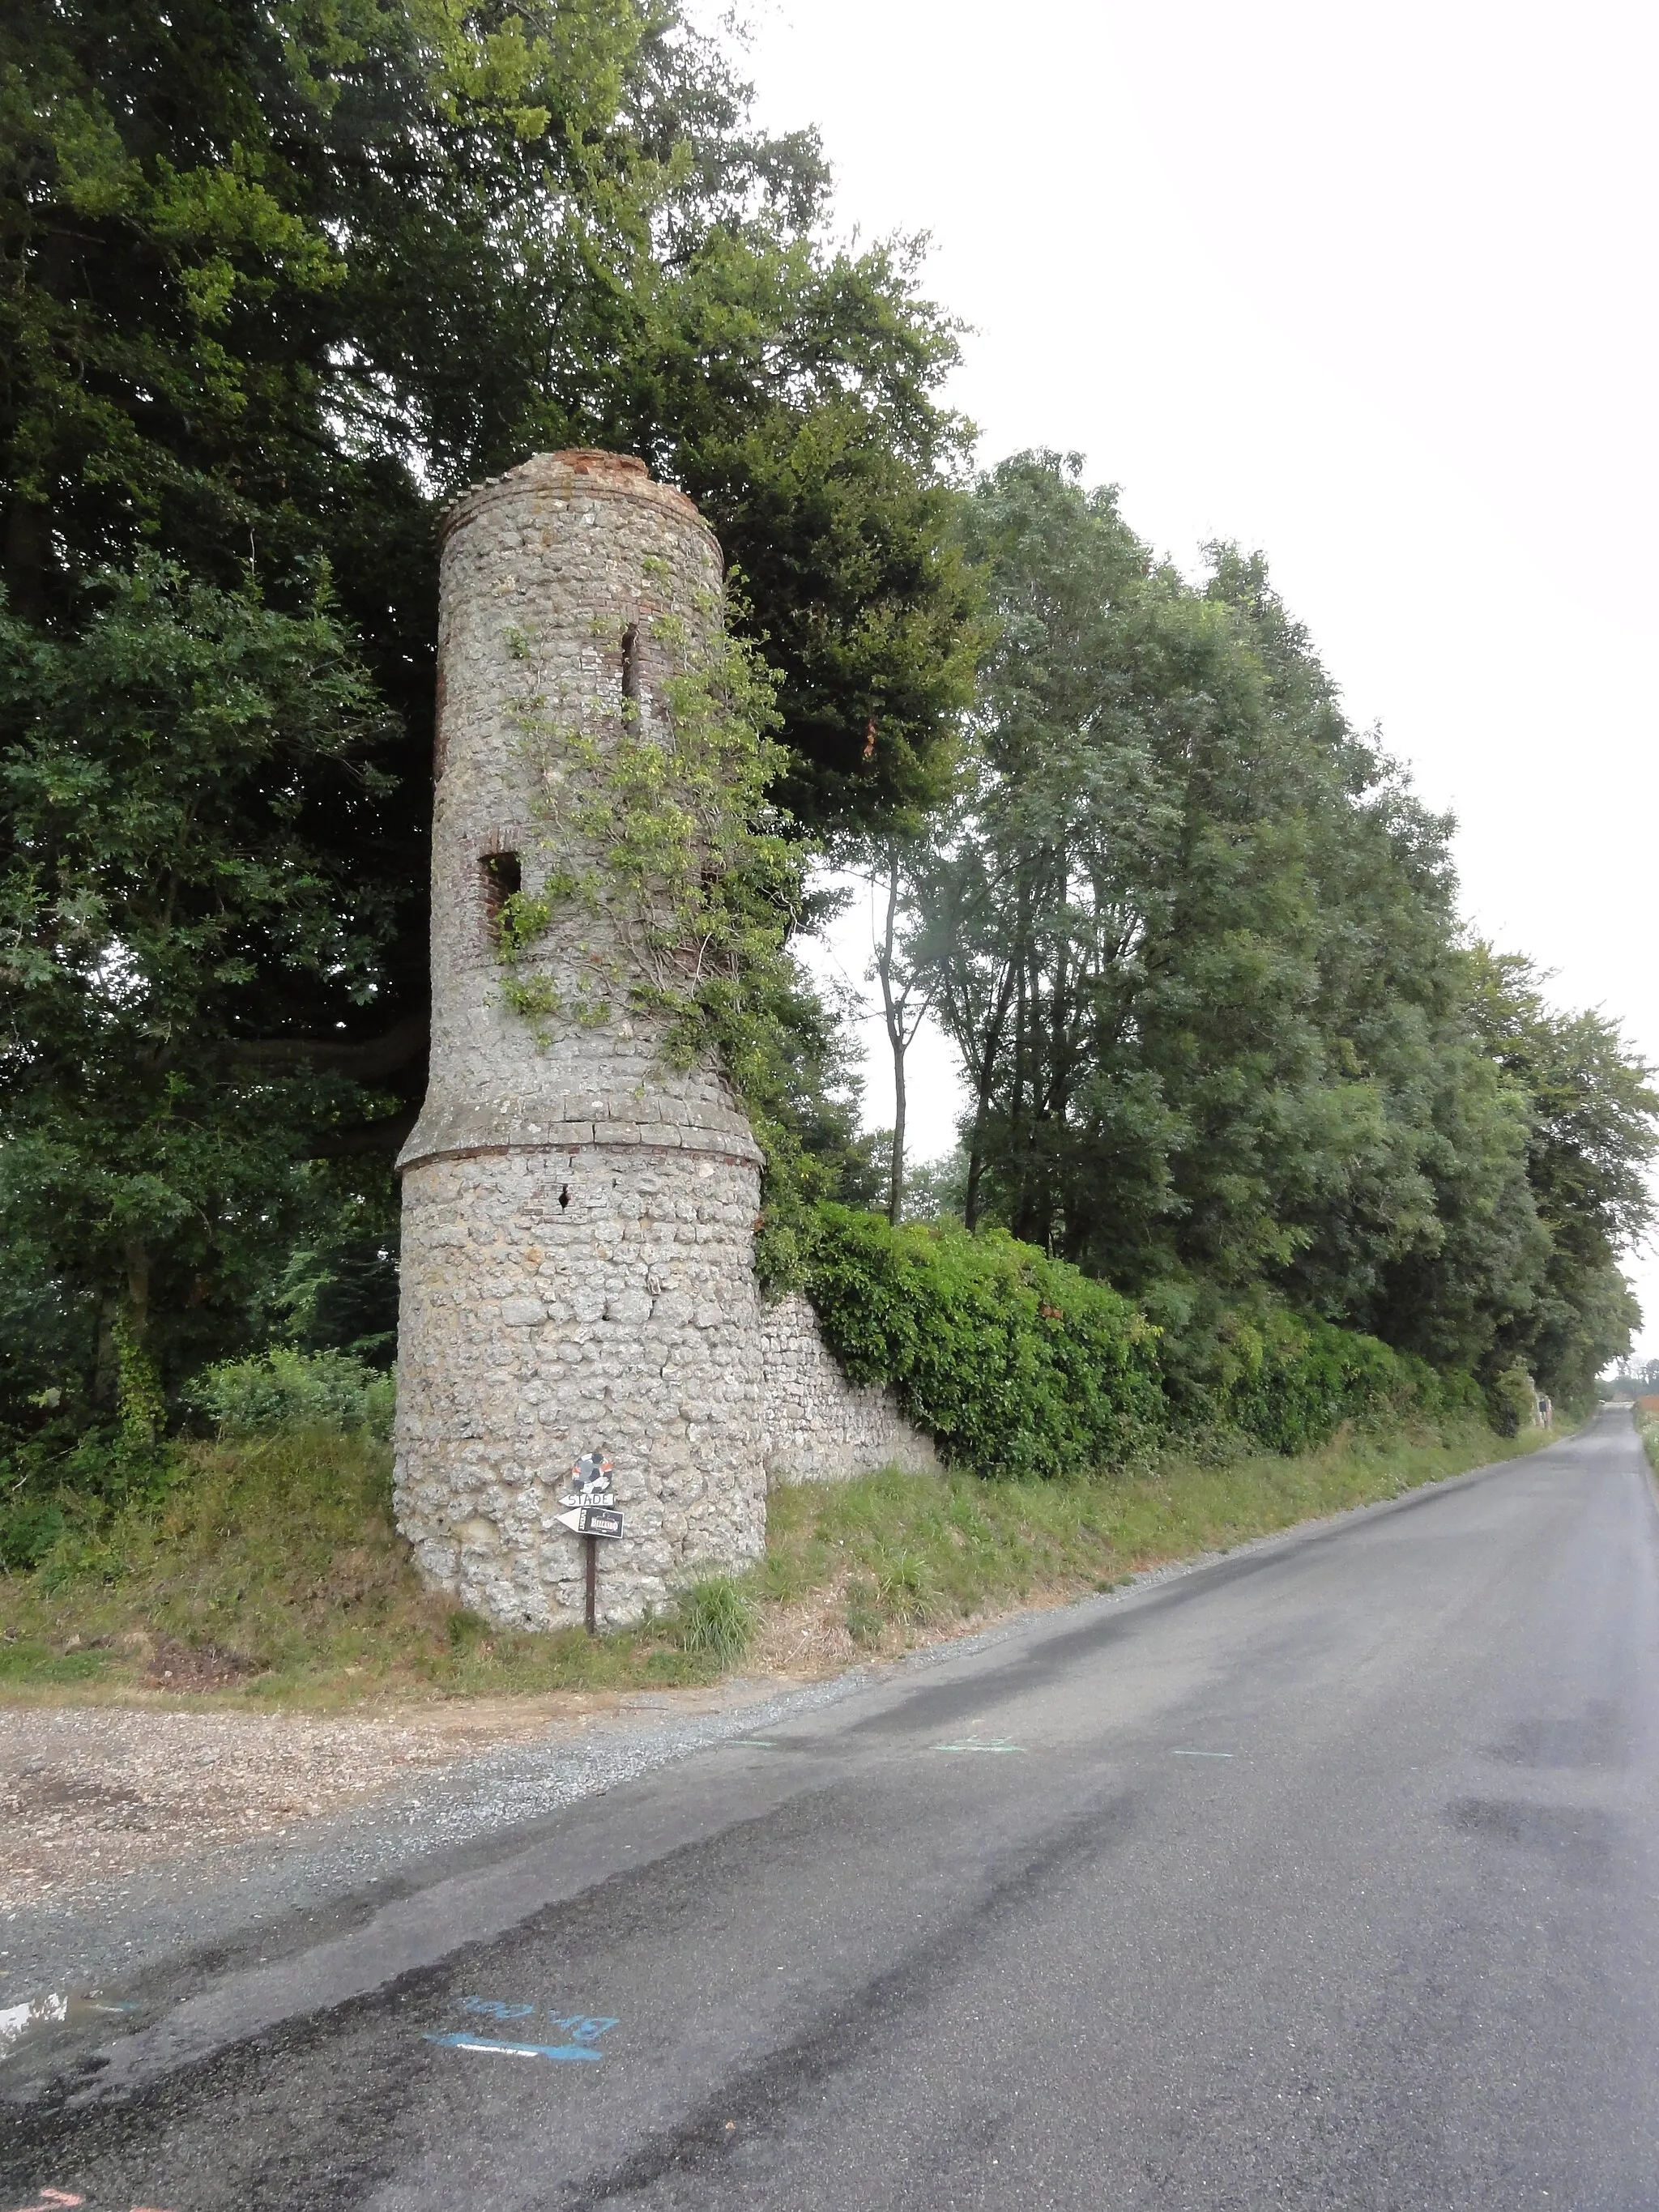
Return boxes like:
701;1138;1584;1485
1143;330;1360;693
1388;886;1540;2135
394;1140;766;1630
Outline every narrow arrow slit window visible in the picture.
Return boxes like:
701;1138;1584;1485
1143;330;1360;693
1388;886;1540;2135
621;623;640;709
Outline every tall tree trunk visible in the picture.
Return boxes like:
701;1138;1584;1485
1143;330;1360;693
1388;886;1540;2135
116;1237;163;1451
964;1093;989;1231
875;850;908;1223
962;966;1015;1232
890;1042;908;1225
92;1291;121;1411
122;1237;151;1349
3;498;50;624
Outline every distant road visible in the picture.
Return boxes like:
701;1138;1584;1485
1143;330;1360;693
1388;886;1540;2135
6;1412;1658;2210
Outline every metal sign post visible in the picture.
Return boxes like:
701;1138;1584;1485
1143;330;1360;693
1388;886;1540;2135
558;1453;622;1636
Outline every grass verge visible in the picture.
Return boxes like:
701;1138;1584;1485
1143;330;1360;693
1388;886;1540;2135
0;1417;1557;1708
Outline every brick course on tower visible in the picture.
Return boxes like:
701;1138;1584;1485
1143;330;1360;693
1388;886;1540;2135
394;450;768;1630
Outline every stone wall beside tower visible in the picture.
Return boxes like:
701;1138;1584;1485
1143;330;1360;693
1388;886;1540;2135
758;1297;940;1485
394;450;767;1630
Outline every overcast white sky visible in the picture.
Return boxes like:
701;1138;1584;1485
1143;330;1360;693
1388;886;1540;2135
727;0;1659;1357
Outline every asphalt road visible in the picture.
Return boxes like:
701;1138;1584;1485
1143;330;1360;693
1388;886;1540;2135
5;1410;1658;2211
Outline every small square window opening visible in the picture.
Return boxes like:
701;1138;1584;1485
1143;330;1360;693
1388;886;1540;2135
481;850;522;924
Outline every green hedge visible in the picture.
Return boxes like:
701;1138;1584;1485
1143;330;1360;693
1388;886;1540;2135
1197;1310;1453;1455
1486;1365;1540;1437
804;1206;1165;1478
804;1206;1460;1477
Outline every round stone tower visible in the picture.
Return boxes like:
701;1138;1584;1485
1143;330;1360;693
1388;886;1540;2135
394;450;767;1630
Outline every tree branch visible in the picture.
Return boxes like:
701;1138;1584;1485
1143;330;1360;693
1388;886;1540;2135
229;1012;429;1081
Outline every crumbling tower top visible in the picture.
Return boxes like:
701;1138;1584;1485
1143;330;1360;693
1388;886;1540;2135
437;448;720;552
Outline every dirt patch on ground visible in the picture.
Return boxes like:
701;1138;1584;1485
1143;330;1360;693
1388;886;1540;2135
0;1681;784;1913
748;1599;861;1677
143;1637;264;1691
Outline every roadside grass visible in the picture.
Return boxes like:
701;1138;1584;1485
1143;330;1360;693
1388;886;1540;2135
1635;1404;1658;1478
758;1417;1555;1639
0;1430;724;1706
0;1416;1556;1709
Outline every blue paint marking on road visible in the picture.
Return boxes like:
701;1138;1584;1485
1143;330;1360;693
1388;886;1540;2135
425;2032;606;2061
433;2005;620;2061
930;1740;1026;1754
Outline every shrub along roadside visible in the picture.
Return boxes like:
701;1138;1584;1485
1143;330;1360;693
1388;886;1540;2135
0;1413;1555;1706
802;1205;1456;1473
1635;1403;1659;1479
184;1347;395;1440
1173;1307;1480;1456
804;1206;1165;1477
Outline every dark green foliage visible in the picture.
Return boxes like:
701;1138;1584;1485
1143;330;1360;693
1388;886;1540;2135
1;0;977;1417
805;1206;1465;1476
1465;948;1655;1405
278;1227;401;1366
0;1487;66;1571
1170;1306;1468;1457
903;454;1653;1399
925;456;1504;1320
805;1204;1166;1478
1;0;972;814
0;560;403;1432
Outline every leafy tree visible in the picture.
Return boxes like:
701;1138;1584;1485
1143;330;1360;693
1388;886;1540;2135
1466;947;1655;1400
0;561;401;1428
1197;547;1550;1376
906;454;1652;1396
912;454;1178;1247
915;453;1394;1297
0;0;977;1413
1;0;975;821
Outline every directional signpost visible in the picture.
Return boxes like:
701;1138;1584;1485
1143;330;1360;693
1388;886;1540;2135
559;1502;623;1540
559;1453;621;1634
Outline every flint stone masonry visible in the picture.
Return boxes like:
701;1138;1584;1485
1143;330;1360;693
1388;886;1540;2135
394;450;928;1632
758;1295;939;1484
395;1145;765;1629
